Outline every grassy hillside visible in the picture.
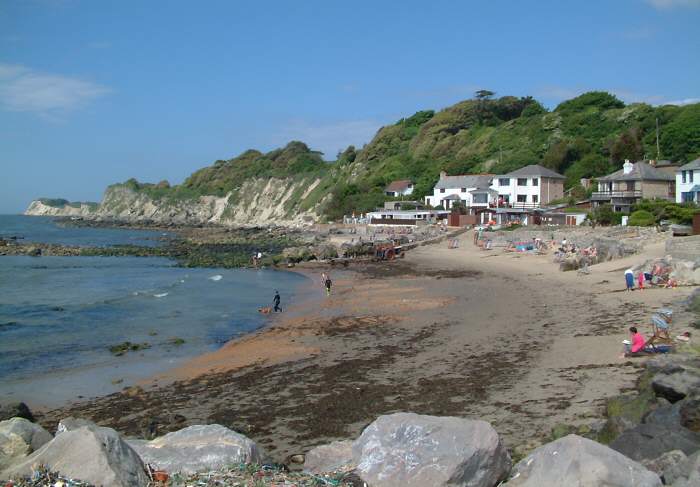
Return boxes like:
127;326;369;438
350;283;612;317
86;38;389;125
324;91;700;219
109;92;700;222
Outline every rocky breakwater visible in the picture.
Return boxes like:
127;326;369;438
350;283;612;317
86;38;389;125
1;410;669;487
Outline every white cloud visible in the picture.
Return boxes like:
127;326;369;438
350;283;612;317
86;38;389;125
647;0;700;9
663;97;700;105
275;119;384;159
0;63;110;115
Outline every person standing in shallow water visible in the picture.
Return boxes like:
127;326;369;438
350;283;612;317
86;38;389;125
324;276;332;296
273;290;281;312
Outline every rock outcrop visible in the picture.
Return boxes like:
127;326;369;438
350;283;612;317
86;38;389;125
24;199;98;217
1;425;149;487
352;413;511;487
505;434;662;486
126;424;266;475
26;176;327;227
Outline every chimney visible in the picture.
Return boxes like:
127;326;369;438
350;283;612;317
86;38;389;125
439;171;447;179
623;160;634;175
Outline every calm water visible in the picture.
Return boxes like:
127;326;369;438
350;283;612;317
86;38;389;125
0;216;310;408
0;214;168;247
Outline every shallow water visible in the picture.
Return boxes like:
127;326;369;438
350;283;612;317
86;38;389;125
0;214;168;247
0;217;309;408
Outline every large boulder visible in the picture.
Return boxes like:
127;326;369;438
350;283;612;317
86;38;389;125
56;416;99;435
1;425;148;487
0;418;52;470
641;450;687;476
506;434;661;486
352;413;511;487
126;424;266;475
609;423;700;462
652;370;700;403
304;440;354;474
0;403;34;423
664;450;700;486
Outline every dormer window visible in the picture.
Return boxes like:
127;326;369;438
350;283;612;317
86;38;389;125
461;188;466;193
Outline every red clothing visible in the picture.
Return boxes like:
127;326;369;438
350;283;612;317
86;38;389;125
631;332;646;353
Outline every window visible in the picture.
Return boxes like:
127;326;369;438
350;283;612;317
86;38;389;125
691;171;695;183
517;195;527;203
532;178;538;186
498;178;509;186
682;171;687;184
440;188;445;193
473;193;487;204
517;178;527;186
461;188;466;193
626;181;635;191
532;195;539;204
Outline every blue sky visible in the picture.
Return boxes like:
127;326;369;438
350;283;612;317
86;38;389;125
1;0;699;213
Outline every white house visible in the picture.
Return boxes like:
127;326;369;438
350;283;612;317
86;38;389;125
424;173;496;210
384;180;414;197
491;165;565;208
425;165;565;211
676;158;700;204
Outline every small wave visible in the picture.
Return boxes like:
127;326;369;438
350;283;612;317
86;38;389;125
153;293;169;298
0;321;20;332
208;275;223;281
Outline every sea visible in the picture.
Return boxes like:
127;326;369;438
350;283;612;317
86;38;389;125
0;215;311;408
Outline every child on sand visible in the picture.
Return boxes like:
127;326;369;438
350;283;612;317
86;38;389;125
638;271;644;290
625;268;635;291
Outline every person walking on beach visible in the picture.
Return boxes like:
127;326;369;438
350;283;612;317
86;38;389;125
324;275;332;296
273;290;282;312
637;271;645;290
625;268;635;291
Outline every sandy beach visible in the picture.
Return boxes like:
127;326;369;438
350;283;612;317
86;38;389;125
36;230;697;460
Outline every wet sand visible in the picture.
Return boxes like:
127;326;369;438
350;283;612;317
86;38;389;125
36;233;697;459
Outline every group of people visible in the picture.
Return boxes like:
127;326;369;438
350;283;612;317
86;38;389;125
624;267;677;291
624;308;680;357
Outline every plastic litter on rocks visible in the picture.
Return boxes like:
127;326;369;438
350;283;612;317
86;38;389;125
148;464;361;487
4;466;95;487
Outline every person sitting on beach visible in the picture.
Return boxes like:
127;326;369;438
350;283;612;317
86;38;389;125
625;326;648;357
651;310;672;342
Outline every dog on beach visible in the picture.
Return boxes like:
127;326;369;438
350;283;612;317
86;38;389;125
258;307;272;314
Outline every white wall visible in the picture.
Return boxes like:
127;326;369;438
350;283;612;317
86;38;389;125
676;169;698;202
491;176;542;206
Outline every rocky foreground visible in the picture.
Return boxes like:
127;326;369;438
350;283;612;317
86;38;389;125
2;334;700;487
